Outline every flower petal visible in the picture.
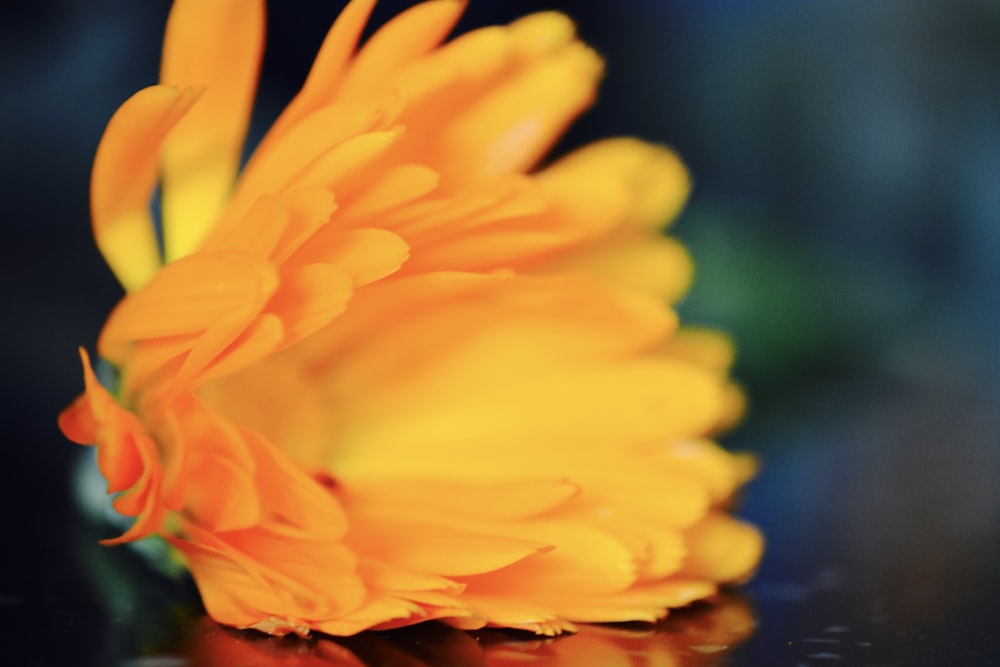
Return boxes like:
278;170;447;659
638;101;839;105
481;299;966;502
538;233;694;303
262;0;378;147
345;479;579;523
266;263;353;346
435;41;602;180
680;514;764;584
337;0;467;102
542;138;692;230
58;349;166;544
159;0;265;260
345;509;551;577
230;103;391;223
290;228;410;288
91;85;200;292
461;521;637;597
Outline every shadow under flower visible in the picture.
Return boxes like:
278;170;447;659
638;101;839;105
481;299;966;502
183;594;755;667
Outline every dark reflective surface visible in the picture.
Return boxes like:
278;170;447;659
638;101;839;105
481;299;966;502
180;596;754;667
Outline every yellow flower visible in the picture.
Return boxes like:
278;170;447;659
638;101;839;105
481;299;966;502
60;0;763;637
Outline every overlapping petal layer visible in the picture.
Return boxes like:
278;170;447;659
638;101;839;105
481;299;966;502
61;0;762;637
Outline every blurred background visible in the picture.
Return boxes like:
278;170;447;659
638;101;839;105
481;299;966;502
2;1;999;664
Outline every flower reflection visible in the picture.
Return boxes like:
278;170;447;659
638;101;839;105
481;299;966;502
185;595;755;667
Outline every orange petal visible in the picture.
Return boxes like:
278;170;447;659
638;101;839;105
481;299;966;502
461;520;637;597
186;314;286;390
261;0;378;149
99;251;279;360
170;397;260;532
289;228;409;288
343;164;441;217
286;128;406;194
91;85;200;292
171;521;367;627
202;187;337;267
346;509;550;577
159;0;265;260
266;263;353;346
229;103;388;221
59;349;142;493
337;0;467;102
58;355;165;544
661;328;737;373
241;429;349;540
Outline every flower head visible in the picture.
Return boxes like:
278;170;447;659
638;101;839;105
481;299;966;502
60;0;762;637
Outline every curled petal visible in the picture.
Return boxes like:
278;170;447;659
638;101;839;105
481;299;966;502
91;85;200;292
58;349;165;544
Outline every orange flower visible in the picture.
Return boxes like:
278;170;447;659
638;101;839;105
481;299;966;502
60;0;762;637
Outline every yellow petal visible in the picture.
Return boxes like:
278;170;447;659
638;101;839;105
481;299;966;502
508;12;577;58
680;513;764;583
538;233;694;303
336;360;726;481
436;42;602;180
661;327;737;372
160;0;265;260
345;479;579;523
544;138;692;230
91;85;199;291
314;274;674;394
648;439;749;505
